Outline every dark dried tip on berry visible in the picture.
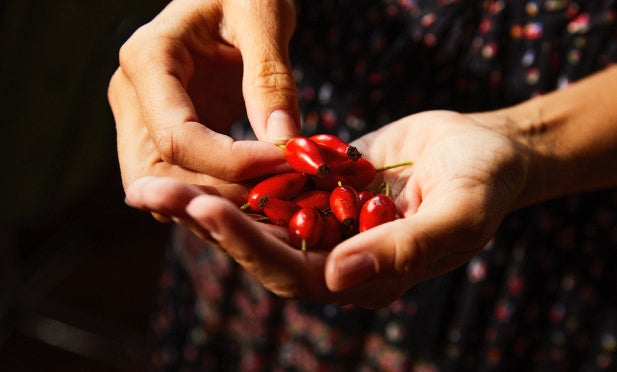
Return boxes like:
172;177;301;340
341;217;356;232
347;146;362;161
316;164;330;177
257;195;269;210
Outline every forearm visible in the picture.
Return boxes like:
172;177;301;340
480;65;617;208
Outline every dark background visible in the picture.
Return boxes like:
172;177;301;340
1;1;174;370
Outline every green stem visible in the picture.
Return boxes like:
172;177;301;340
254;216;270;223
375;160;413;172
373;182;387;194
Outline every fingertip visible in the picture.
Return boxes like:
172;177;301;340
124;176;155;207
266;109;298;143
185;194;216;219
325;249;380;292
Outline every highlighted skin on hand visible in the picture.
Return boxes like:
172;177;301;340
125;110;529;309
109;0;300;190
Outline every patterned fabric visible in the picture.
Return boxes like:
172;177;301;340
150;1;617;371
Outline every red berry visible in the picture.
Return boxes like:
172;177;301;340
313;158;376;190
293;190;331;211
330;184;360;232
335;158;376;189
309;133;362;161
248;172;308;211
357;190;374;206
284;137;330;177
359;194;397;232
316;212;343;250
289;207;324;251
261;196;300;227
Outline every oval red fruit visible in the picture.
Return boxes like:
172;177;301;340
312;158;377;191
309;133;362;161
293;190;331;211
289;207;324;251
359;194;397;232
316;212;343;251
284;137;330;177
330;184;360;232
357;190;374;207
335;158;376;189
248;172;308;210
261;196;300;227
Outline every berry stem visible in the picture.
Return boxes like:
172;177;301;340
375;161;413;172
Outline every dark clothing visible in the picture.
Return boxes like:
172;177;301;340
151;1;617;371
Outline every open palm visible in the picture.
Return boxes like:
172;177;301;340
125;110;529;309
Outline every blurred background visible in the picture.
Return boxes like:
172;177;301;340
1;1;174;370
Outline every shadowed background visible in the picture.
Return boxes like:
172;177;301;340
1;1;174;370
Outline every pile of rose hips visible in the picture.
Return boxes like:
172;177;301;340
242;134;409;251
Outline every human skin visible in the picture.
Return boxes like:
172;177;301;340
124;65;617;309
108;0;300;190
109;0;617;308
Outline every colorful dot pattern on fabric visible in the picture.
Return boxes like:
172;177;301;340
150;1;617;371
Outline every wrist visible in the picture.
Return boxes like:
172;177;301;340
476;65;617;209
488;98;565;209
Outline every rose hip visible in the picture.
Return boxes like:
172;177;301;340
359;194;397;232
284;137;330;177
261;196;300;227
309;133;361;161
292;190;331;211
313;158;376;190
316;212;343;250
357;190;374;206
336;158;376;189
288;207;323;251
330;184;360;232
248;172;308;211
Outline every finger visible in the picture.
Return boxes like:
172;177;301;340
125;177;209;218
185;194;332;300
118;24;290;181
325;194;494;293
110;69;239;189
109;68;166;188
152;212;173;223
125;176;250;216
225;0;301;143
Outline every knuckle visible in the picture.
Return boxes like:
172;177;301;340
152;126;177;164
117;31;140;70
218;162;245;182
118;24;157;73
251;61;296;94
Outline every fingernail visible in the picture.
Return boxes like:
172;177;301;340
266;110;296;143
335;253;379;289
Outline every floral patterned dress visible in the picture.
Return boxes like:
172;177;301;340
150;1;617;371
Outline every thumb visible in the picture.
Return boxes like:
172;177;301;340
324;202;493;293
225;0;300;143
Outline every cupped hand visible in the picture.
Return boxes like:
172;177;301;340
125;110;530;308
108;0;300;191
